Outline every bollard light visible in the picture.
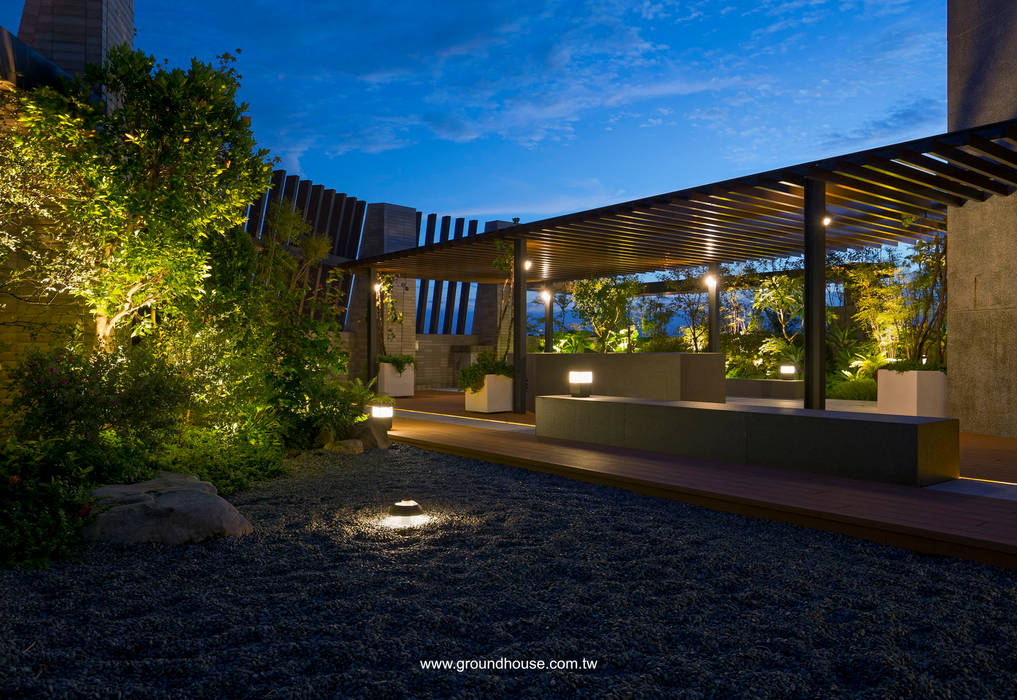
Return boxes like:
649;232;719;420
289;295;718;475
568;370;593;398
779;364;796;377
370;403;394;431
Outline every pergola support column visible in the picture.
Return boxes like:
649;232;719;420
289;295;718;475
513;239;527;413
707;262;721;353
544;292;554;353
366;266;378;382
803;178;826;410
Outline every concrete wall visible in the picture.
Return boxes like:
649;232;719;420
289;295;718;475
946;198;1017;437
526;352;726;411
946;0;1017;437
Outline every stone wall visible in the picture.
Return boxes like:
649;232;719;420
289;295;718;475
946;0;1017;437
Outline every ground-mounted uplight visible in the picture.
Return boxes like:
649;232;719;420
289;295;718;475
369;403;394;431
779;364;796;377
380;499;431;529
569;370;593;397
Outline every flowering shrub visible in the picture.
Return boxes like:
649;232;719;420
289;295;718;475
7;346;187;447
0;438;96;567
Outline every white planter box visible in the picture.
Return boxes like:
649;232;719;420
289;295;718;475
877;369;947;417
465;374;513;413
377;363;414;397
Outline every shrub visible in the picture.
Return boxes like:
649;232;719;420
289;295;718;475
457;352;513;392
7;346;187;446
827;378;877;401
377;353;416;374
159;427;285;496
0;438;98;567
882;359;945;373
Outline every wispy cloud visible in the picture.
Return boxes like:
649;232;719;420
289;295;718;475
823;97;946;147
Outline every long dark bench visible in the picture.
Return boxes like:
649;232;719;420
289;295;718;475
535;395;958;486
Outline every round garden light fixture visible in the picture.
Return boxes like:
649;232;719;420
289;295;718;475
381;500;431;529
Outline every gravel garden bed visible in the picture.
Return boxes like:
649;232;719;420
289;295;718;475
2;444;1017;698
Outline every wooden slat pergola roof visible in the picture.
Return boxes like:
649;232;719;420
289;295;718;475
345;117;1017;284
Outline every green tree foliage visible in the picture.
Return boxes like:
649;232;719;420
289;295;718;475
566;275;642;353
3;46;271;349
752;273;803;343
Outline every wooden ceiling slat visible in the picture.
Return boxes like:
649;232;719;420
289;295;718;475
931;145;1017;187
861;157;991;201
893;152;1012;196
828;163;968;207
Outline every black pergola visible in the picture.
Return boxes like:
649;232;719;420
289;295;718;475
345;117;1017;412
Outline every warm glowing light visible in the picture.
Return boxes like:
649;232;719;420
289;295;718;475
523;259;533;271
822;216;832;226
540;290;551;304
380;514;431;529
371;405;394;418
569;371;593;384
380;499;430;528
373;283;382;293
705;274;717;290
780;365;796;375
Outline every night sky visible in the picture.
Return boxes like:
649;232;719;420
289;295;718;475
2;0;946;224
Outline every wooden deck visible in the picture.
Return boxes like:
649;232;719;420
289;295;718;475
396;390;1017;483
391;392;1017;569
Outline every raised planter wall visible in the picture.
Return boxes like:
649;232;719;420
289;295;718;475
526;352;726;411
726;378;805;400
536;395;959;486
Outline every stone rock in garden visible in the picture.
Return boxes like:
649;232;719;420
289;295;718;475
323;439;364;454
352;419;391;450
313;428;334;448
84;471;253;545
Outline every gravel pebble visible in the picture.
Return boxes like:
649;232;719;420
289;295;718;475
2;444;1017;698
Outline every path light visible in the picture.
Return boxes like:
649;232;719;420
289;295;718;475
569;370;593;397
523;259;533;271
704;274;717;290
822;216;832;226
381;500;431;529
780;364;796;377
369;403;393;431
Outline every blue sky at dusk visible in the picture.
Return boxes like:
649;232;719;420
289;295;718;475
4;0;946;223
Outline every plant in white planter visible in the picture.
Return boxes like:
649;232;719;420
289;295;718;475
457;352;514;413
377;353;415;397
877;361;947;417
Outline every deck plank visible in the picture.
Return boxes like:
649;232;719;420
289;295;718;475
390;414;1017;569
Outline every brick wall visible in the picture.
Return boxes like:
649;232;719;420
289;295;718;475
414;335;481;389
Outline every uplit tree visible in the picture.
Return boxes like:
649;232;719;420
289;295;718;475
2;46;271;349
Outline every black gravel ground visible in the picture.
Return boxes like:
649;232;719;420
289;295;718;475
3;444;1017;699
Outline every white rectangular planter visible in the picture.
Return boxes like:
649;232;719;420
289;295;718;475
377;363;415;397
877;369;947;417
465;374;513;413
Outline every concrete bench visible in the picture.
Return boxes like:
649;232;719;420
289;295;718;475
535;395;959;486
726;377;804;400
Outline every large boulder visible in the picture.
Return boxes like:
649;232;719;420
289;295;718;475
83;472;253;545
352;419;391;450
